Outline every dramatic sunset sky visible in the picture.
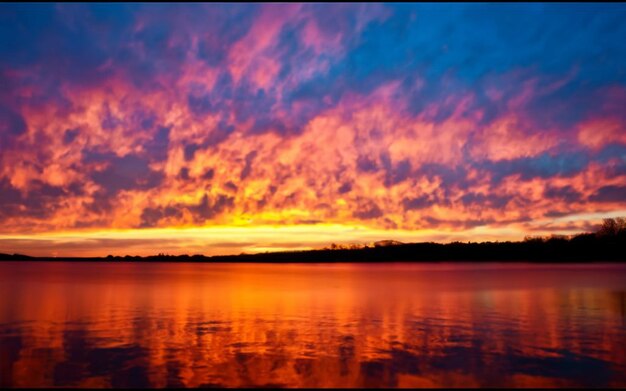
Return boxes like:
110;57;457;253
1;3;625;257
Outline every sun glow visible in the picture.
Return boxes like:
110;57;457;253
3;211;623;258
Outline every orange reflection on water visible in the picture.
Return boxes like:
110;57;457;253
1;262;625;388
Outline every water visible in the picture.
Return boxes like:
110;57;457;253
0;261;625;388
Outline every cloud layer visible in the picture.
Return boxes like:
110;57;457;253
1;4;625;254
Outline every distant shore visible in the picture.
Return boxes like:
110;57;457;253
1;230;624;263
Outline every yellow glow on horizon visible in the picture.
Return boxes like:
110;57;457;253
3;208;623;258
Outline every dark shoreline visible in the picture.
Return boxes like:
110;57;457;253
1;232;624;263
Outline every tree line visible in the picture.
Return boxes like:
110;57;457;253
1;217;624;262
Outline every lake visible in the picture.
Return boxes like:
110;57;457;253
1;261;625;388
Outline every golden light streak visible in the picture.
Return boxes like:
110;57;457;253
1;210;622;258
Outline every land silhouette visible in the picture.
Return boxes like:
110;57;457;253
1;218;624;263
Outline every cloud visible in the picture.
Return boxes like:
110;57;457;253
0;179;22;217
86;152;164;194
139;205;183;228
144;126;170;162
192;194;235;222
0;106;27;149
402;196;432;211
589;186;626;203
543;186;582;203
353;201;383;220
483;152;589;185
460;193;510;209
0;3;624;250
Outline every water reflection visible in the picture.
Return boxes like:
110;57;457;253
1;262;625;387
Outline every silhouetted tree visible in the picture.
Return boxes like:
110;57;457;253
597;217;626;237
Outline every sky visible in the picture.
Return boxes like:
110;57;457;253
1;3;625;257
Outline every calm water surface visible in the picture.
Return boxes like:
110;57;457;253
0;261;625;388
